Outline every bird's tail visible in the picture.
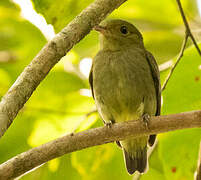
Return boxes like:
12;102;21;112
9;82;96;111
121;138;147;174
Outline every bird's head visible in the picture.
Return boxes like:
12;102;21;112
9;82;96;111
94;19;144;51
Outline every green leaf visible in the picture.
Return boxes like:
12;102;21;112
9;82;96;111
0;69;11;95
32;0;93;32
157;43;201;179
162;44;201;113
140;144;165;179
158;129;201;180
21;156;81;180
71;143;131;180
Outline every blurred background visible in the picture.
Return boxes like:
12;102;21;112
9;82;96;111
0;0;201;179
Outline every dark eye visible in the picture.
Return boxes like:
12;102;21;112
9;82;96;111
120;26;128;34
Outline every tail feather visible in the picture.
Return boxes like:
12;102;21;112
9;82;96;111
123;147;147;174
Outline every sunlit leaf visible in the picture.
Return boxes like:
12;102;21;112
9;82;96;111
158;43;201;179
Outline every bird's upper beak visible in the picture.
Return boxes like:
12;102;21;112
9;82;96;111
93;25;106;34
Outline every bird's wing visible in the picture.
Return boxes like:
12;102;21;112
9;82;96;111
146;51;161;116
89;66;94;99
146;51;161;146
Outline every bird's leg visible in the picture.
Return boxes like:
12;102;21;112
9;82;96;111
141;113;150;129
104;120;121;147
104;119;114;128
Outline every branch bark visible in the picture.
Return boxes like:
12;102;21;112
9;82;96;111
0;0;127;138
0;110;201;180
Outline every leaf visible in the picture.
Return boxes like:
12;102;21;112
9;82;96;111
158;129;201;180
140;144;165;179
21;156;81;180
32;0;93;32
0;69;11;95
162;43;201;114
71;143;131;180
158;43;201;179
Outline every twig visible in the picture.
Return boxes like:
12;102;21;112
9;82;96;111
0;110;201;180
161;34;188;91
176;0;201;56
159;60;173;72
0;0;127;138
195;142;201;180
162;0;201;91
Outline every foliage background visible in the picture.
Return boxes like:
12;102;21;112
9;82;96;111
0;0;201;179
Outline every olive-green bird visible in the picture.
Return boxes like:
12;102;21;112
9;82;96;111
89;19;161;174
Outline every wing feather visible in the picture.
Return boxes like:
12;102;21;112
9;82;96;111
146;51;161;146
89;66;94;99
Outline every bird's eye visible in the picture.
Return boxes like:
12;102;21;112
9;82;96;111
120;26;128;35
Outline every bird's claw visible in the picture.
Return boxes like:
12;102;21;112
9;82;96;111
105;120;113;128
142;113;150;129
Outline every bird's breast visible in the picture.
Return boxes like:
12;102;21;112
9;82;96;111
93;49;156;122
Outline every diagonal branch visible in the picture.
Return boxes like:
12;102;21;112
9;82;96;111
161;33;188;91
0;110;201;180
162;0;201;91
176;0;201;56
0;0;127;138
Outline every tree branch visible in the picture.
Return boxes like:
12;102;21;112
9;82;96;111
176;0;201;56
162;0;201;91
161;34;188;91
0;110;201;180
195;142;201;180
0;0;127;138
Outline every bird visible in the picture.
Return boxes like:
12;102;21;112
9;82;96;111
89;19;161;174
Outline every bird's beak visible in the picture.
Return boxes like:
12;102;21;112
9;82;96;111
93;25;106;34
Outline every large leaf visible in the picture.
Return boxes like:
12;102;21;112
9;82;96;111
141;43;201;179
71;143;130;180
162;44;201;114
32;0;93;32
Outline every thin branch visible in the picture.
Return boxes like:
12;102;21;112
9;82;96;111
159;60;173;72
176;0;201;56
161;34;188;91
0;110;201;180
0;0;127;138
162;0;201;91
195;142;201;180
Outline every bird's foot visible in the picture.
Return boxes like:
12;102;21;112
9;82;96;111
104;120;114;128
142;113;150;129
